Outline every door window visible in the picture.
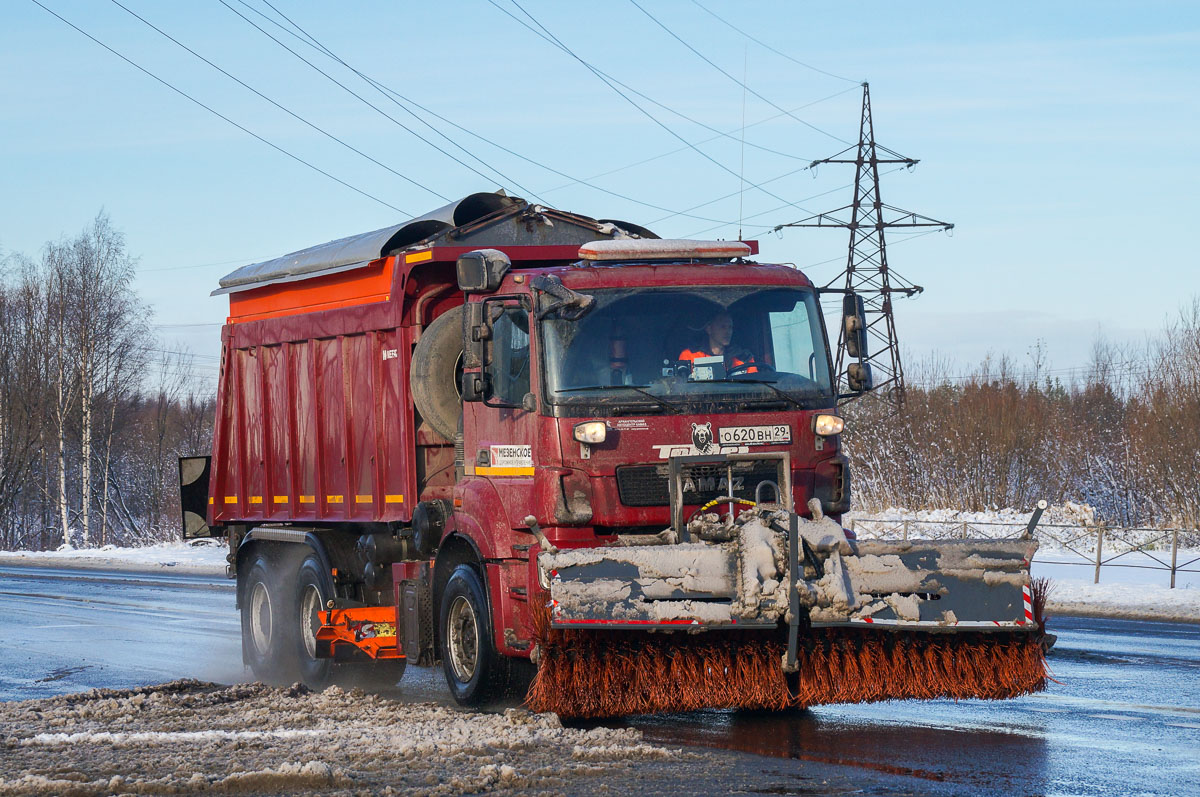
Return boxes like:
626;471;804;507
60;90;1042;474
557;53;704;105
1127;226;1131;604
486;305;531;406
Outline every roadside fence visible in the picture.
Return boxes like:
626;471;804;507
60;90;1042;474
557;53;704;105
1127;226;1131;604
847;518;1200;589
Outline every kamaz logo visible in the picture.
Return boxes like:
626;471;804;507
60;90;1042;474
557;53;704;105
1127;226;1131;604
682;475;744;493
382;349;399;361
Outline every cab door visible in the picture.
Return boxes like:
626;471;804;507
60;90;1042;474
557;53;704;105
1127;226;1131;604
462;297;540;532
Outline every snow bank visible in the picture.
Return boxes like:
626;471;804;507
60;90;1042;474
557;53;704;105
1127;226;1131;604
1035;552;1200;623
0;539;227;575
0;680;688;795
846;501;1098;530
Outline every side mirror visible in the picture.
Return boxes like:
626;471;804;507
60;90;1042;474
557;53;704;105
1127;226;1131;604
461;371;491;403
456;249;511;293
842;293;868;359
847;362;874;393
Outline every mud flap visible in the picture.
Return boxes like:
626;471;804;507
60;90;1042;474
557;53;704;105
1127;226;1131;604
178;456;217;539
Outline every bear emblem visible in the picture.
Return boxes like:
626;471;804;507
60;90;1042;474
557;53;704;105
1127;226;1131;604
691;422;715;453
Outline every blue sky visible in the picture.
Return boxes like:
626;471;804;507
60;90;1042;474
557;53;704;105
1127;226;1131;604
3;1;1198;389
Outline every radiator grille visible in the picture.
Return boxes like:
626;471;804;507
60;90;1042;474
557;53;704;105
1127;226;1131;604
615;462;782;507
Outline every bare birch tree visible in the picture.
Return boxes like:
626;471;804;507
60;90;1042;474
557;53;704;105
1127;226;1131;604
66;214;147;546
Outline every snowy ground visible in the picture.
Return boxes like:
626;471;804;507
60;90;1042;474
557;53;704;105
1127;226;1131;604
0;680;696;796
0;539;228;575
1034;551;1200;623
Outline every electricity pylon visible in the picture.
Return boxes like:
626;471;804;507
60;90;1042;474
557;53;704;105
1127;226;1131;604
775;82;952;406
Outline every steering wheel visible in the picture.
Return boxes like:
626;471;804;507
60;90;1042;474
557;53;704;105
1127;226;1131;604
727;360;775;377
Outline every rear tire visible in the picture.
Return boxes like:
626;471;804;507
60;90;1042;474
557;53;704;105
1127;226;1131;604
289;549;410;691
439;564;515;706
240;553;296;684
290;552;336;690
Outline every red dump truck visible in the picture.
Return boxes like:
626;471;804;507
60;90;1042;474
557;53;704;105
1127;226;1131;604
181;192;1045;717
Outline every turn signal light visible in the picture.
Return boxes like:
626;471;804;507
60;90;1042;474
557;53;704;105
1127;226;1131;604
573;421;607;444
813;414;844;436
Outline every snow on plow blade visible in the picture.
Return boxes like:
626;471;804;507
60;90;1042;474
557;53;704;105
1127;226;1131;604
527;507;1047;718
539;511;1038;630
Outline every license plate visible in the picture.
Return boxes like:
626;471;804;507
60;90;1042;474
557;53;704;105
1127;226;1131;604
718;424;791;446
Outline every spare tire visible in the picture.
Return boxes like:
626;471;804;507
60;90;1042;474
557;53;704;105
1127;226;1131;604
411;304;465;441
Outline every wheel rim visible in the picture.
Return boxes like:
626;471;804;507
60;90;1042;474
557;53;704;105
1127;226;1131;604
301;584;322;660
249;581;272;655
447;595;479;682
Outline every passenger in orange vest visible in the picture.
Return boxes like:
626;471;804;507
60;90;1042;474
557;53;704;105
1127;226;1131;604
678;309;756;375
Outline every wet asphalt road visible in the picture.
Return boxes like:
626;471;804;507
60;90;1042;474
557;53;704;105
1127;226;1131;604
1;563;1197;795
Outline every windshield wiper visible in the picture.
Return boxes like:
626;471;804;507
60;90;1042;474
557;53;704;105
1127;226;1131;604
554;384;684;414
717;378;809;410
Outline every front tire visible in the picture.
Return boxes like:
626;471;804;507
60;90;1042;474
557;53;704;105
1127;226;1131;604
439;564;516;706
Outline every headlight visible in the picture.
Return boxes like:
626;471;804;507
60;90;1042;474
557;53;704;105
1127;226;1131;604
813;414;844;436
573;421;607;444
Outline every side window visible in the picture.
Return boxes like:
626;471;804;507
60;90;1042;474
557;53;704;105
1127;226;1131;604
768;300;818;379
486;305;531;406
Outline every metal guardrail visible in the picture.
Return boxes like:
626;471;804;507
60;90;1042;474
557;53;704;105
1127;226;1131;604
848;518;1200;589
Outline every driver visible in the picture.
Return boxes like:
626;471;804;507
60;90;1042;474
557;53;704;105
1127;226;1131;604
678;309;756;374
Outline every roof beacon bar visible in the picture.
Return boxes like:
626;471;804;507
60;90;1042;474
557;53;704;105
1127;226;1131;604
579;239;754;262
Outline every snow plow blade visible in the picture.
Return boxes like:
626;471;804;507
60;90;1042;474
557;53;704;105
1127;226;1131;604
527;507;1046;718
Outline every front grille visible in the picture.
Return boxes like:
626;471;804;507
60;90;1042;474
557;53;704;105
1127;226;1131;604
616;462;782;507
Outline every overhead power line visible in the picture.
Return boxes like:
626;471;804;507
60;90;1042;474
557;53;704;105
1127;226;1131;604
233;0;736;226
628;0;853;145
492;0;816;166
216;0;545;203
495;0;820;218
688;1;861;85
105;0;446;202
676;167;909;238
28;0;410;214
536;84;861;195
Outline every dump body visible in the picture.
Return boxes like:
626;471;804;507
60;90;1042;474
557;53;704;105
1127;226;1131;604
208;253;433;528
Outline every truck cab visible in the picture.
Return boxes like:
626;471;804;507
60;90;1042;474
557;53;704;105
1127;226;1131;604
440;242;850;702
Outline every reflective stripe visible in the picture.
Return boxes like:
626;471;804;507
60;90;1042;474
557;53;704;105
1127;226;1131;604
475;466;535;477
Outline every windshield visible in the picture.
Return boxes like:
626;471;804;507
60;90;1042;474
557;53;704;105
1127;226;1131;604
541;286;834;412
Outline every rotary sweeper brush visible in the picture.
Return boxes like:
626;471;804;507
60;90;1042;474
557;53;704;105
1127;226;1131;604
526;457;1047;718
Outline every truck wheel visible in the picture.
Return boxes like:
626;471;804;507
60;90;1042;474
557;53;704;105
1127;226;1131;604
410;304;464;441
440;564;513;706
241;554;296;683
292;552;336;690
